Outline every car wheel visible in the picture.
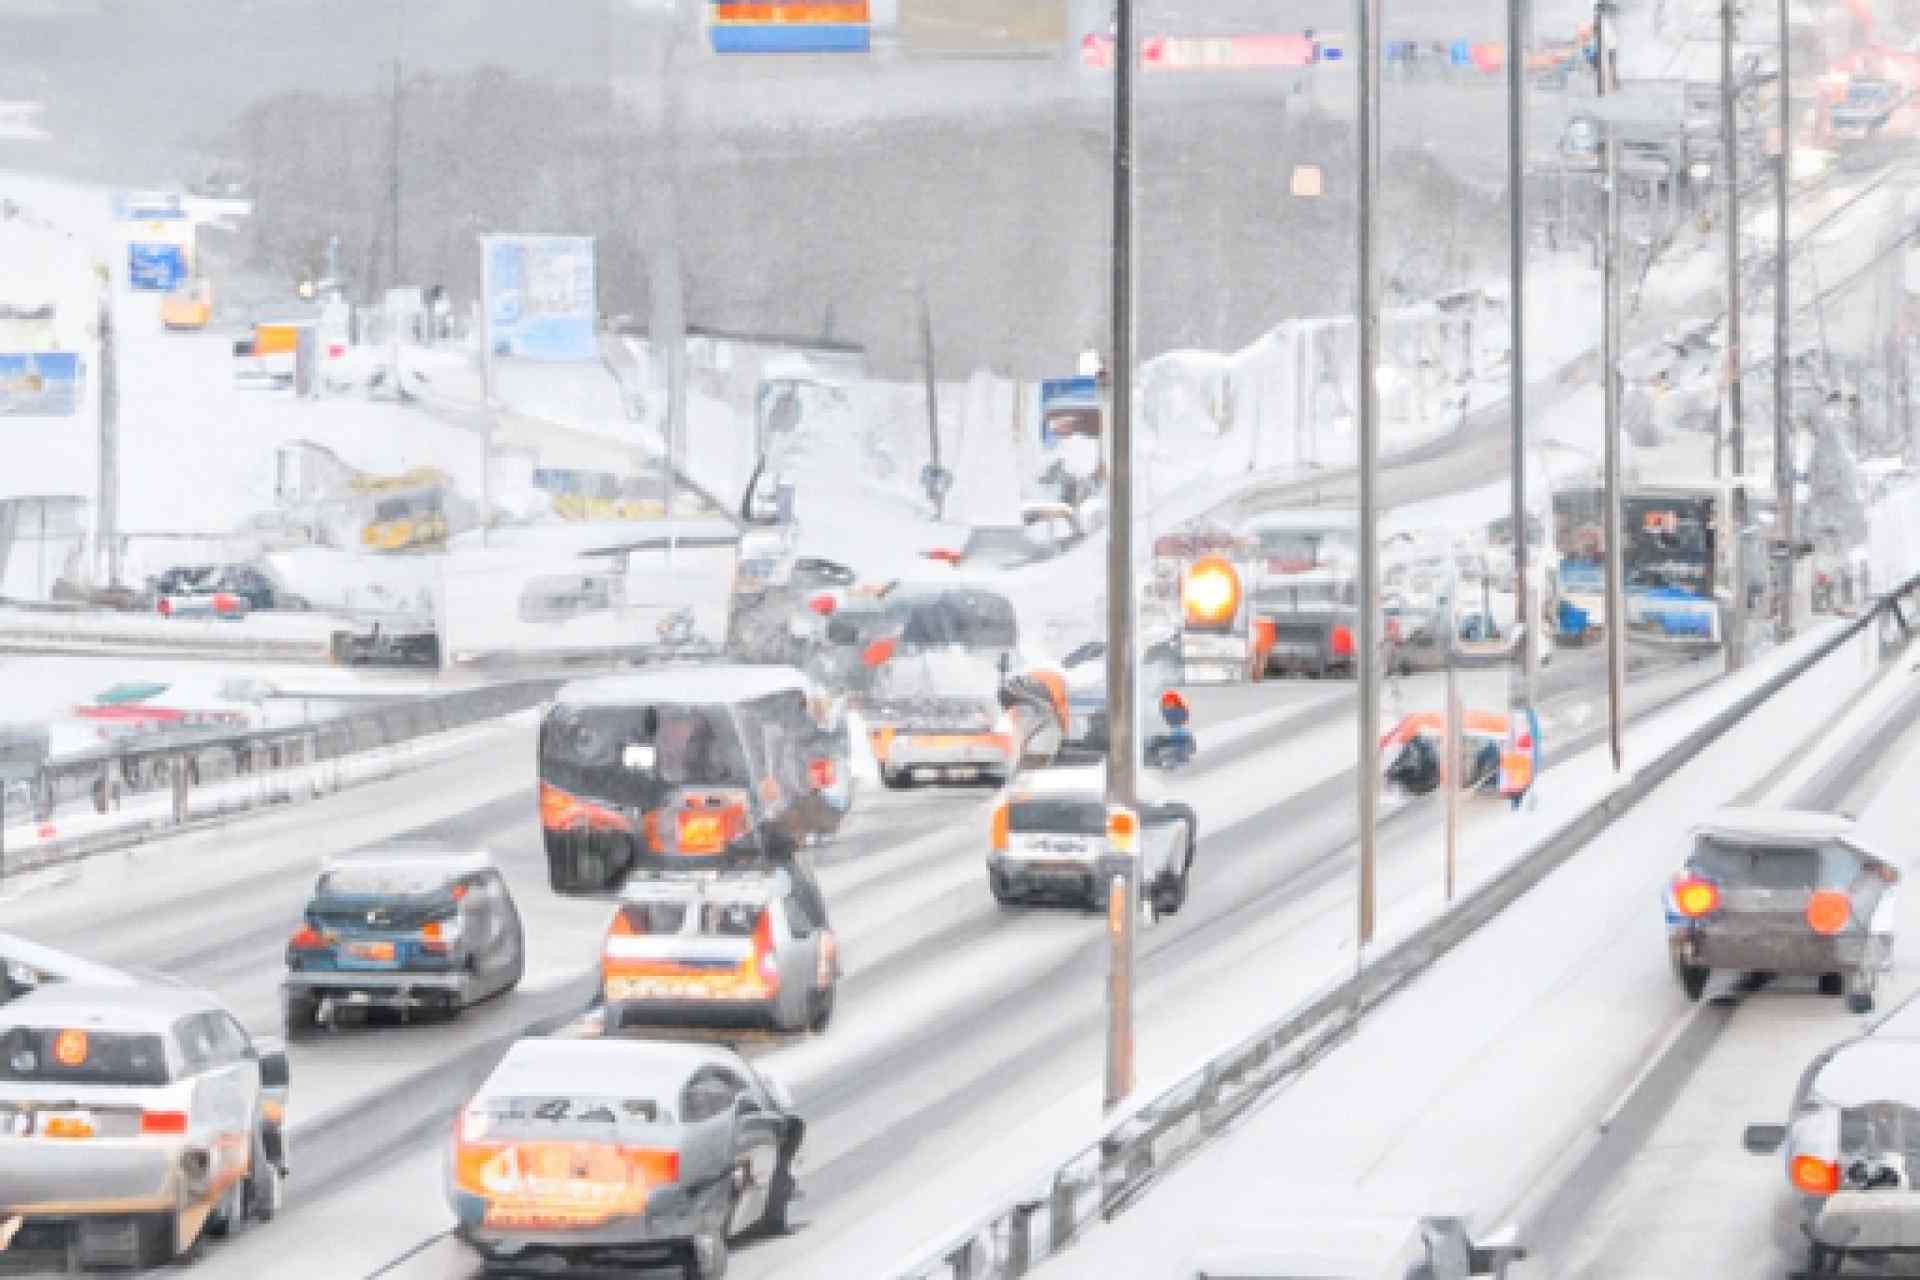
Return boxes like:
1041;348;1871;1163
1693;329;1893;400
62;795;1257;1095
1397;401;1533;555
762;1159;797;1236
1808;1242;1843;1274
135;1213;183;1269
1153;830;1196;917
989;870;1020;906
1848;990;1875;1015
1679;965;1709;1002
808;985;835;1034
246;1124;282;1224
881;767;913;790
205;1174;246;1238
1819;972;1845;997
284;990;320;1039
682;1221;730;1279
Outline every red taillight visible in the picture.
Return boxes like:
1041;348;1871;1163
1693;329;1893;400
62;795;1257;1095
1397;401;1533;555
540;782;635;834
421;920;453;953
1792;1153;1840;1196
609;906;637;938
809;757;836;789
1807;890;1852;936
156;597;171;617
1330;624;1355;657
141;1110;189;1136
753;911;780;989
1670;876;1721;919
290;926;333;951
808;594;837;617
991;802;1010;853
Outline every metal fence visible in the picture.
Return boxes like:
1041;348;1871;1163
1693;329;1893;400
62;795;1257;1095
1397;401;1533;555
895;575;1920;1280
1;679;561;872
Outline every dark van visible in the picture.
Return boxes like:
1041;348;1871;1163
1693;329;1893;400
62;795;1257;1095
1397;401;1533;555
539;665;852;893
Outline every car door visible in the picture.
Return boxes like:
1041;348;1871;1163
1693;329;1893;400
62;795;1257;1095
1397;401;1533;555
470;871;522;992
685;1065;780;1235
175;1013;251;1192
781;890;825;1002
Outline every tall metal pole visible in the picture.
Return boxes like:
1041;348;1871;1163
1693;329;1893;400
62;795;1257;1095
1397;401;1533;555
390;55;403;292
920;289;944;522
1775;0;1795;639
1604;133;1627;770
1102;0;1139;1115
1356;0;1383;953
1593;1;1607;96
96;293;120;588
1722;0;1749;670
1508;0;1534;709
478;236;495;547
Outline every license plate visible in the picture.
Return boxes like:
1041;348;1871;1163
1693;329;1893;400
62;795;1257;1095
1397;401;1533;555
608;975;713;1000
350;941;396;962
40;1110;95;1139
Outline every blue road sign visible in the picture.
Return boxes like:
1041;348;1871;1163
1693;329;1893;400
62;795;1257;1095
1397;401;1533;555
128;242;187;292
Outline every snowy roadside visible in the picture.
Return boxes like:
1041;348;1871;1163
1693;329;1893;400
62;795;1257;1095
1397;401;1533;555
0;709;542;892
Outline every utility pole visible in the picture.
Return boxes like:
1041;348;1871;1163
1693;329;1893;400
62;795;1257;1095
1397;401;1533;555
389;55;403;292
1599;4;1626;771
1102;0;1139;1116
95;292;120;588
1356;0;1383;953
1722;0;1749;670
1775;0;1795;639
1508;0;1534;712
919;288;944;521
1604;134;1627;770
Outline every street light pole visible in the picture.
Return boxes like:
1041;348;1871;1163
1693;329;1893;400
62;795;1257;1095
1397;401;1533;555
1723;0;1750;670
1775;0;1795;638
1102;0;1139;1115
1356;0;1383;953
1598;4;1626;771
1508;0;1534;712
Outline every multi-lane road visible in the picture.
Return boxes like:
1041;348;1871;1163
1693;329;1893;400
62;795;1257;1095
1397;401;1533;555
0;638;1722;1280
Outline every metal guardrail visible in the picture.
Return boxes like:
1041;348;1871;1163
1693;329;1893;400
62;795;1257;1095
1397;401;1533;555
3;679;562;871
895;577;1920;1280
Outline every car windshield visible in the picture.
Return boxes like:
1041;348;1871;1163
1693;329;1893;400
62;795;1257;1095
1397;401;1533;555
887;591;1017;649
0;1026;170;1087
1812;1043;1920;1111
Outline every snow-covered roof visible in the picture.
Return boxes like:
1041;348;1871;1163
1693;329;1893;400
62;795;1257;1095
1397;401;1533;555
483;1035;735;1095
556;664;812;708
1690;807;1859;846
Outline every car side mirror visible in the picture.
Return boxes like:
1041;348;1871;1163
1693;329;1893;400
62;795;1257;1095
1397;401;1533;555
1743;1123;1786;1154
257;1047;291;1090
736;1093;763;1116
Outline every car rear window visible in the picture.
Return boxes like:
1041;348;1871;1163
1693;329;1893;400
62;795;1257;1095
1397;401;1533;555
0;1026;170;1086
697;902;766;937
1010;800;1107;835
468;1093;674;1138
317;864;455;898
617;902;691;934
1687;838;1857;890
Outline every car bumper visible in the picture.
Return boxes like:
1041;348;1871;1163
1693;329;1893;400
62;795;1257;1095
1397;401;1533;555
1668;927;1891;974
882;733;1011;774
451;1186;714;1255
1808;1191;1920;1252
284;969;473;1003
0;1145;185;1217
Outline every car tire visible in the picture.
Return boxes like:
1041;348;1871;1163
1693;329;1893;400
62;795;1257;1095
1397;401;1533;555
1153;829;1197;917
1808;1242;1843;1274
284;990;320;1039
247;1125;283;1223
206;1174;246;1239
881;767;912;791
1819;972;1845;997
682;1221;730;1279
1679;965;1709;1002
1848;990;1875;1015
989;870;1020;907
135;1213;182;1269
808;986;835;1034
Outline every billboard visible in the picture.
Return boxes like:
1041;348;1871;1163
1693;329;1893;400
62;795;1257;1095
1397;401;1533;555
1039;375;1101;446
482;235;598;362
0;352;83;416
708;2;870;53
128;241;188;292
901;0;1062;55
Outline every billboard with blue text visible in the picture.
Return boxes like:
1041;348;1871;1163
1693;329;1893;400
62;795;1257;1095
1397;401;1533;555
483;235;597;361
